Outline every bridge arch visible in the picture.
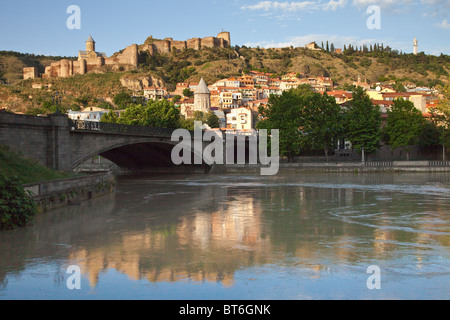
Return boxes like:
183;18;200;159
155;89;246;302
70;133;209;173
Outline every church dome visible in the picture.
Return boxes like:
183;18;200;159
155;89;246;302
195;78;210;95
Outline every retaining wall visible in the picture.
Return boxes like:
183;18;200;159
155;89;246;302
23;172;116;212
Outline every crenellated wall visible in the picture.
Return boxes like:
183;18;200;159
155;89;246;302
142;32;231;55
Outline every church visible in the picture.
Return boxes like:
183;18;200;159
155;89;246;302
24;36;139;79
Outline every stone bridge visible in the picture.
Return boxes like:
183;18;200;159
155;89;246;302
0;112;257;173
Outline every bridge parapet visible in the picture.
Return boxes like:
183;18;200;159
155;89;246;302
68;119;181;138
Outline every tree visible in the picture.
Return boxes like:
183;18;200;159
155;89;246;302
172;95;182;104
257;88;307;161
113;92;133;109
383;98;425;160
300;91;345;161
344;87;382;159
0;175;37;230
117;100;181;128
430;82;450;159
183;88;194;98
100;110;119;124
205;111;220;128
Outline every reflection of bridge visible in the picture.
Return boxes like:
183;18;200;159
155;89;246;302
0;113;257;173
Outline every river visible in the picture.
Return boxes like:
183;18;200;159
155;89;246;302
0;172;449;300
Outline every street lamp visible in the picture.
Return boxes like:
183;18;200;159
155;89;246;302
52;91;62;114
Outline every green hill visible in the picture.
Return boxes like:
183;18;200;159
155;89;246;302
0;44;449;114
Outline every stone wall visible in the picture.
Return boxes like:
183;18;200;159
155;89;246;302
0;112;71;171
23;67;38;80
23;172;116;212
142;32;230;55
40;45;138;79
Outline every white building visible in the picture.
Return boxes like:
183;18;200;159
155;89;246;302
68;107;109;122
226;107;253;130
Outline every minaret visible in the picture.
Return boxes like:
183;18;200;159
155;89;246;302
413;37;418;55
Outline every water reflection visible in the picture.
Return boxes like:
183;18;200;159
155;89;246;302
0;173;449;299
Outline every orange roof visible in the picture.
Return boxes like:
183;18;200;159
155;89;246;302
372;100;394;105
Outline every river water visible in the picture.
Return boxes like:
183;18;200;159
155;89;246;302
0;172;449;300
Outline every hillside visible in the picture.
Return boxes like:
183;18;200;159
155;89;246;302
0;145;73;184
0;44;449;114
0;51;75;84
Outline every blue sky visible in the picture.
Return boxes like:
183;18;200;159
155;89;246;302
0;0;449;57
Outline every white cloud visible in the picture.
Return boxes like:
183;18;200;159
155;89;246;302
421;0;450;17
436;19;450;29
241;0;350;12
324;0;348;11
241;1;319;12
244;34;378;49
351;0;414;9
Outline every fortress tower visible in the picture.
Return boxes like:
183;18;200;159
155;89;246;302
218;31;231;47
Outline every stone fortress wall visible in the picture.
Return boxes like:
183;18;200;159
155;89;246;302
23;31;230;79
40;44;139;79
141;32;231;55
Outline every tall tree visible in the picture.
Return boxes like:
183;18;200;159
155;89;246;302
257;86;310;161
100;110;119;124
300;91;345;161
344;87;382;160
383;98;425;160
430;82;450;157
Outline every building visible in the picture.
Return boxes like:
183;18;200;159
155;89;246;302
413;37;418;55
28;36;139;79
226;107;254;130
68;107;110;122
193;78;211;112
143;87;168;100
353;75;371;91
305;42;321;50
23;67;38;80
326;91;353;104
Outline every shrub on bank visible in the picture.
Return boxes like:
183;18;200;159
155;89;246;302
0;175;37;231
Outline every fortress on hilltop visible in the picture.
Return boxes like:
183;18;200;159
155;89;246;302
141;32;231;55
24;36;139;79
23;31;231;79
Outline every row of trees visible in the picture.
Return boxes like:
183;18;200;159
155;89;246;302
257;85;450;162
100;99;220;130
103;84;450;162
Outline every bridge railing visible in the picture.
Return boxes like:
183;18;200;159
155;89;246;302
68;120;178;137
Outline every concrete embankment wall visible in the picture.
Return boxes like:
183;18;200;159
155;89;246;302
23;172;116;213
211;161;450;174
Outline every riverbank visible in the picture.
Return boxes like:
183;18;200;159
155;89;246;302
211;161;450;174
23;172;116;213
0;145;72;184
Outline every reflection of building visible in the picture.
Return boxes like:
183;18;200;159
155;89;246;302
68;193;271;289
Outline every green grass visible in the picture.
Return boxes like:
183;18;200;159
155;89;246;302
0;145;76;184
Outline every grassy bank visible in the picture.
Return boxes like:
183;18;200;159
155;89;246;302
0;145;74;184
